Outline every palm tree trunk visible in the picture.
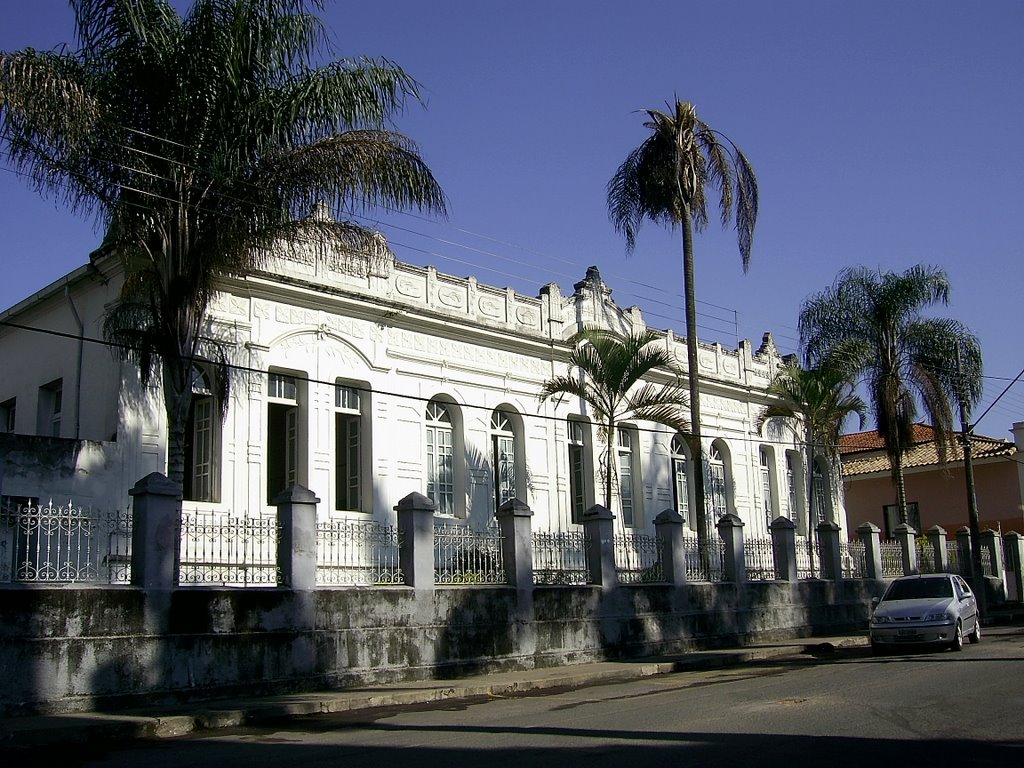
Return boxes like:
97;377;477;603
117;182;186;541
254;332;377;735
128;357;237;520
893;449;910;526
805;424;816;573
604;417;615;510
163;362;191;489
680;211;707;547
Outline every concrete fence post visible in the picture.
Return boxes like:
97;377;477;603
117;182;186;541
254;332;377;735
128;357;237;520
1004;532;1024;603
770;516;798;582
497;497;534;588
717;513;746;584
395;492;436;590
582;504;617;590
857;522;883;580
926;526;949;573
894;523;918;576
654;509;687;587
956;527;974;578
817;521;843;580
979;528;1005;582
274;485;320;591
130;472;182;591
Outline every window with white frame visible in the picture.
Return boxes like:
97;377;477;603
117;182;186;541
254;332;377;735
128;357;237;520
883;502;921;539
38;379;62;437
426;399;455;515
184;365;220;502
0;398;15;433
617;427;641;528
491;409;518;512
670;433;690;521
708;442;728;524
760;447;775;527
335;382;366;512
811;458;829;527
567;418;594;524
267;371;303;503
786;451;803;524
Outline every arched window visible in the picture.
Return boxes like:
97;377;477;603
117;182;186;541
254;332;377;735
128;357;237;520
670;433;690;521
491;408;520;512
708;443;728;524
759;447;776;528
812;457;831;526
185;364;220;502
785;450;804;524
426;400;455;515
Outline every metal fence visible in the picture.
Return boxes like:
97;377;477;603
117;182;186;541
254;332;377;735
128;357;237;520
434;523;506;585
614;532;664;584
879;540;904;577
683;537;725;582
316;519;403;586
178;512;280;586
533;529;591;585
795;537;822;579
744;537;776;581
841;540;867;579
0;499;131;584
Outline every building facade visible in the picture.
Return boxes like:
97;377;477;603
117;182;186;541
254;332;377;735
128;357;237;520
0;235;846;540
839;423;1024;537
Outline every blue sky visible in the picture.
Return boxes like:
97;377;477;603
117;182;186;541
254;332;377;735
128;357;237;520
2;1;1022;436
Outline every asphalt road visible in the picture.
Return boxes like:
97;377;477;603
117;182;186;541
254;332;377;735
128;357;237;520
52;625;1024;767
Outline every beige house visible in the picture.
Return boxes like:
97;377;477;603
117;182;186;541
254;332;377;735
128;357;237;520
839;423;1024;538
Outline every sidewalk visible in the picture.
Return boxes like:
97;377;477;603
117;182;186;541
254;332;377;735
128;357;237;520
0;633;867;751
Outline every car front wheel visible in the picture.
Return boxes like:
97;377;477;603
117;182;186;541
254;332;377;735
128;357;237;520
950;621;964;652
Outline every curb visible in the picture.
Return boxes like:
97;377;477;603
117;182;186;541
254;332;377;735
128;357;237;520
0;636;867;751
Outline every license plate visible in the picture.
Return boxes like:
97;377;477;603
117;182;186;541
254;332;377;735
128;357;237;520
897;629;919;638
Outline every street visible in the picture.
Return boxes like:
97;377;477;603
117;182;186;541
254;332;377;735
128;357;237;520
58;625;1024;767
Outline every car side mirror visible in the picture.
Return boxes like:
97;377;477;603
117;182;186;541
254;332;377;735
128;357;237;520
871;596;880;607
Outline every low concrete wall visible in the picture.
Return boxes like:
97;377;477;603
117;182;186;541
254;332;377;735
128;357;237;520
0;579;881;717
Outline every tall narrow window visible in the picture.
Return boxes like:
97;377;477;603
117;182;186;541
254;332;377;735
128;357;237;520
670;433;690;521
38;379;62;437
426;400;455;515
568;419;587;523
708;443;727;524
760;448;774;526
267;372;301;503
811;459;827;527
0;398;15;433
617;428;636;527
335;383;364;512
491;409;517;512
185;365;220;502
786;451;802;522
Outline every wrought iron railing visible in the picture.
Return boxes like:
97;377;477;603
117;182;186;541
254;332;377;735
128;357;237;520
682;537;725;582
178;512;280;586
796;536;822;579
434;522;505;585
614;532;664;584
841;540;867;579
532;529;591;585
946;540;961;575
744;537;776;581
879;540;904;577
316;519;403;586
0;500;131;584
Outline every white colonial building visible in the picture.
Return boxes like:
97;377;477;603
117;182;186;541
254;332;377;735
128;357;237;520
0;232;846;540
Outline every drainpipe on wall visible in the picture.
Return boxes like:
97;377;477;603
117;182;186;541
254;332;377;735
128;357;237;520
64;284;84;440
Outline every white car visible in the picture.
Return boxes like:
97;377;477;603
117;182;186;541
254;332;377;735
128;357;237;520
869;573;981;654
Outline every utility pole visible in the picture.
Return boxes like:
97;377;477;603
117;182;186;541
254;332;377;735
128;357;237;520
956;342;985;614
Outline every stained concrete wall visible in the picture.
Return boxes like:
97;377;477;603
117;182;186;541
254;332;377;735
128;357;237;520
0;580;881;717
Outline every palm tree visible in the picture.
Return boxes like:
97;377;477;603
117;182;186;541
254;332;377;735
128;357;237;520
539;327;690;512
799;265;982;526
0;0;445;487
607;99;758;544
760;363;867;541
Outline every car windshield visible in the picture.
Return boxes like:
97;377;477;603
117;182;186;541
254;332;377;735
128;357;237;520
884;578;953;601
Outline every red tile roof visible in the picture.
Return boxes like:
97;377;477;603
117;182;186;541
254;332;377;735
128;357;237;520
839;423;1017;477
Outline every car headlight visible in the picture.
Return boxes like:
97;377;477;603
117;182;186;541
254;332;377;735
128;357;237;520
924;611;953;622
872;615;892;624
